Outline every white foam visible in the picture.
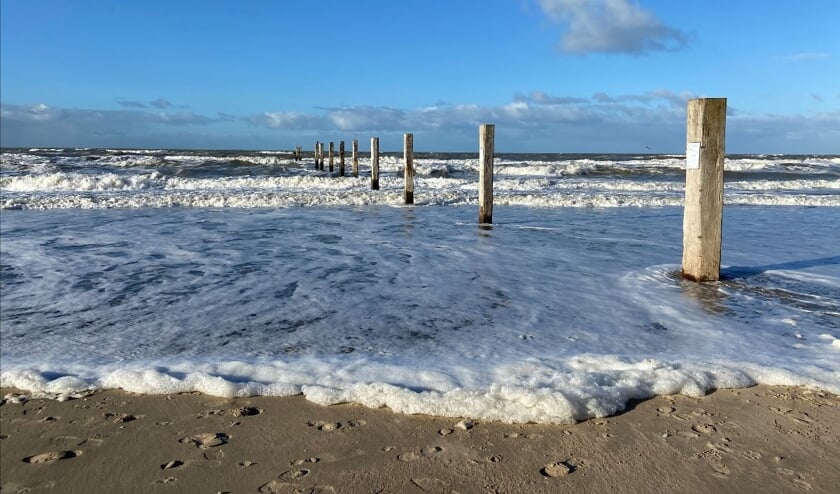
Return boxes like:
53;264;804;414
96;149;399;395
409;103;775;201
2;152;839;422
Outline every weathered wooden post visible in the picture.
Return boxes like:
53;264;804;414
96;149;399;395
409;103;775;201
339;141;345;176
682;98;727;282
328;142;335;173
404;133;414;205
371;137;380;190
352;139;359;177
479;124;495;224
318;142;324;170
314;142;320;169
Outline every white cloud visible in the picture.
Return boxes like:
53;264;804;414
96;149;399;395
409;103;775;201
0;103;235;148
536;0;688;54
2;95;838;153
149;98;173;109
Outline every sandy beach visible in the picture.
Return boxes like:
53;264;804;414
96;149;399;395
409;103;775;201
1;385;838;493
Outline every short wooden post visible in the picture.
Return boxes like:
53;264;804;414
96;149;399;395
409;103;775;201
479;124;495;224
328;142;335;173
352;139;359;177
339;141;345;176
371;137;380;190
682;98;726;282
404;133;414;205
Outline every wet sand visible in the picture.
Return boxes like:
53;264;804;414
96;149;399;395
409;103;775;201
1;385;838;493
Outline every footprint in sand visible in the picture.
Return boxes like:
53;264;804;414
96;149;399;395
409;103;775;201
541;461;574;477
710;463;730;478
104;412;138;424
692;423;717;435
23;450;82;464
292;457;320;466
412;477;448;491
180;432;229;449
398;446;444;462
277;469;311;482
160;460;184;470
200;406;263;418
306;419;366;432
741;450;762;460
258;470;316;493
204;449;225;461
398;451;421;462
232;406;262;417
791;478;813;491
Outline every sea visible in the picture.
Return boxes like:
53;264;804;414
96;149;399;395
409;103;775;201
1;147;838;423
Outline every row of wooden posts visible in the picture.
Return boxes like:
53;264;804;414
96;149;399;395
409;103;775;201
288;98;727;283
291;128;497;222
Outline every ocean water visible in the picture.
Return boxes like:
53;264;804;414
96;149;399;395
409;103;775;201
1;148;839;423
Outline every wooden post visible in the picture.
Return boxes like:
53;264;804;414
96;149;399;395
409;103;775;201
404;133;414;205
682;98;726;282
328;141;334;173
479;124;495;224
371;137;380;190
339;141;345;176
352;139;359;177
314;142;320;169
319;142;324;170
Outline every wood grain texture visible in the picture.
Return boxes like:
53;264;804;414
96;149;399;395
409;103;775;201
682;98;727;282
479;124;495;224
404;133;414;205
371;137;380;190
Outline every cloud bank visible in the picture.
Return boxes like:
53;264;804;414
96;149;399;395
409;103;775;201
2;95;838;153
536;0;688;54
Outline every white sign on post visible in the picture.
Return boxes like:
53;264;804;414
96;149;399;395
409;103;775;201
686;142;701;170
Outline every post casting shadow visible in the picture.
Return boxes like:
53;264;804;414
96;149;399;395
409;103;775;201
722;255;840;280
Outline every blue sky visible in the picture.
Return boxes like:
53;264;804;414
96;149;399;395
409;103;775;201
1;0;838;153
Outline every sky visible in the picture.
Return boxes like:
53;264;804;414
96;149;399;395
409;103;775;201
1;0;838;153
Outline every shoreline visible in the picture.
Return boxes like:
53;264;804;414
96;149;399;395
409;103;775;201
2;385;838;493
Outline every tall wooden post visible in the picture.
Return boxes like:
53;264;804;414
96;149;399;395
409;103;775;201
682;98;726;282
339;141;345;176
314;142;320;169
328;141;334;173
479;124;495;224
404;133;414;205
352;139;359;177
318;142;324;170
371;137;380;190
